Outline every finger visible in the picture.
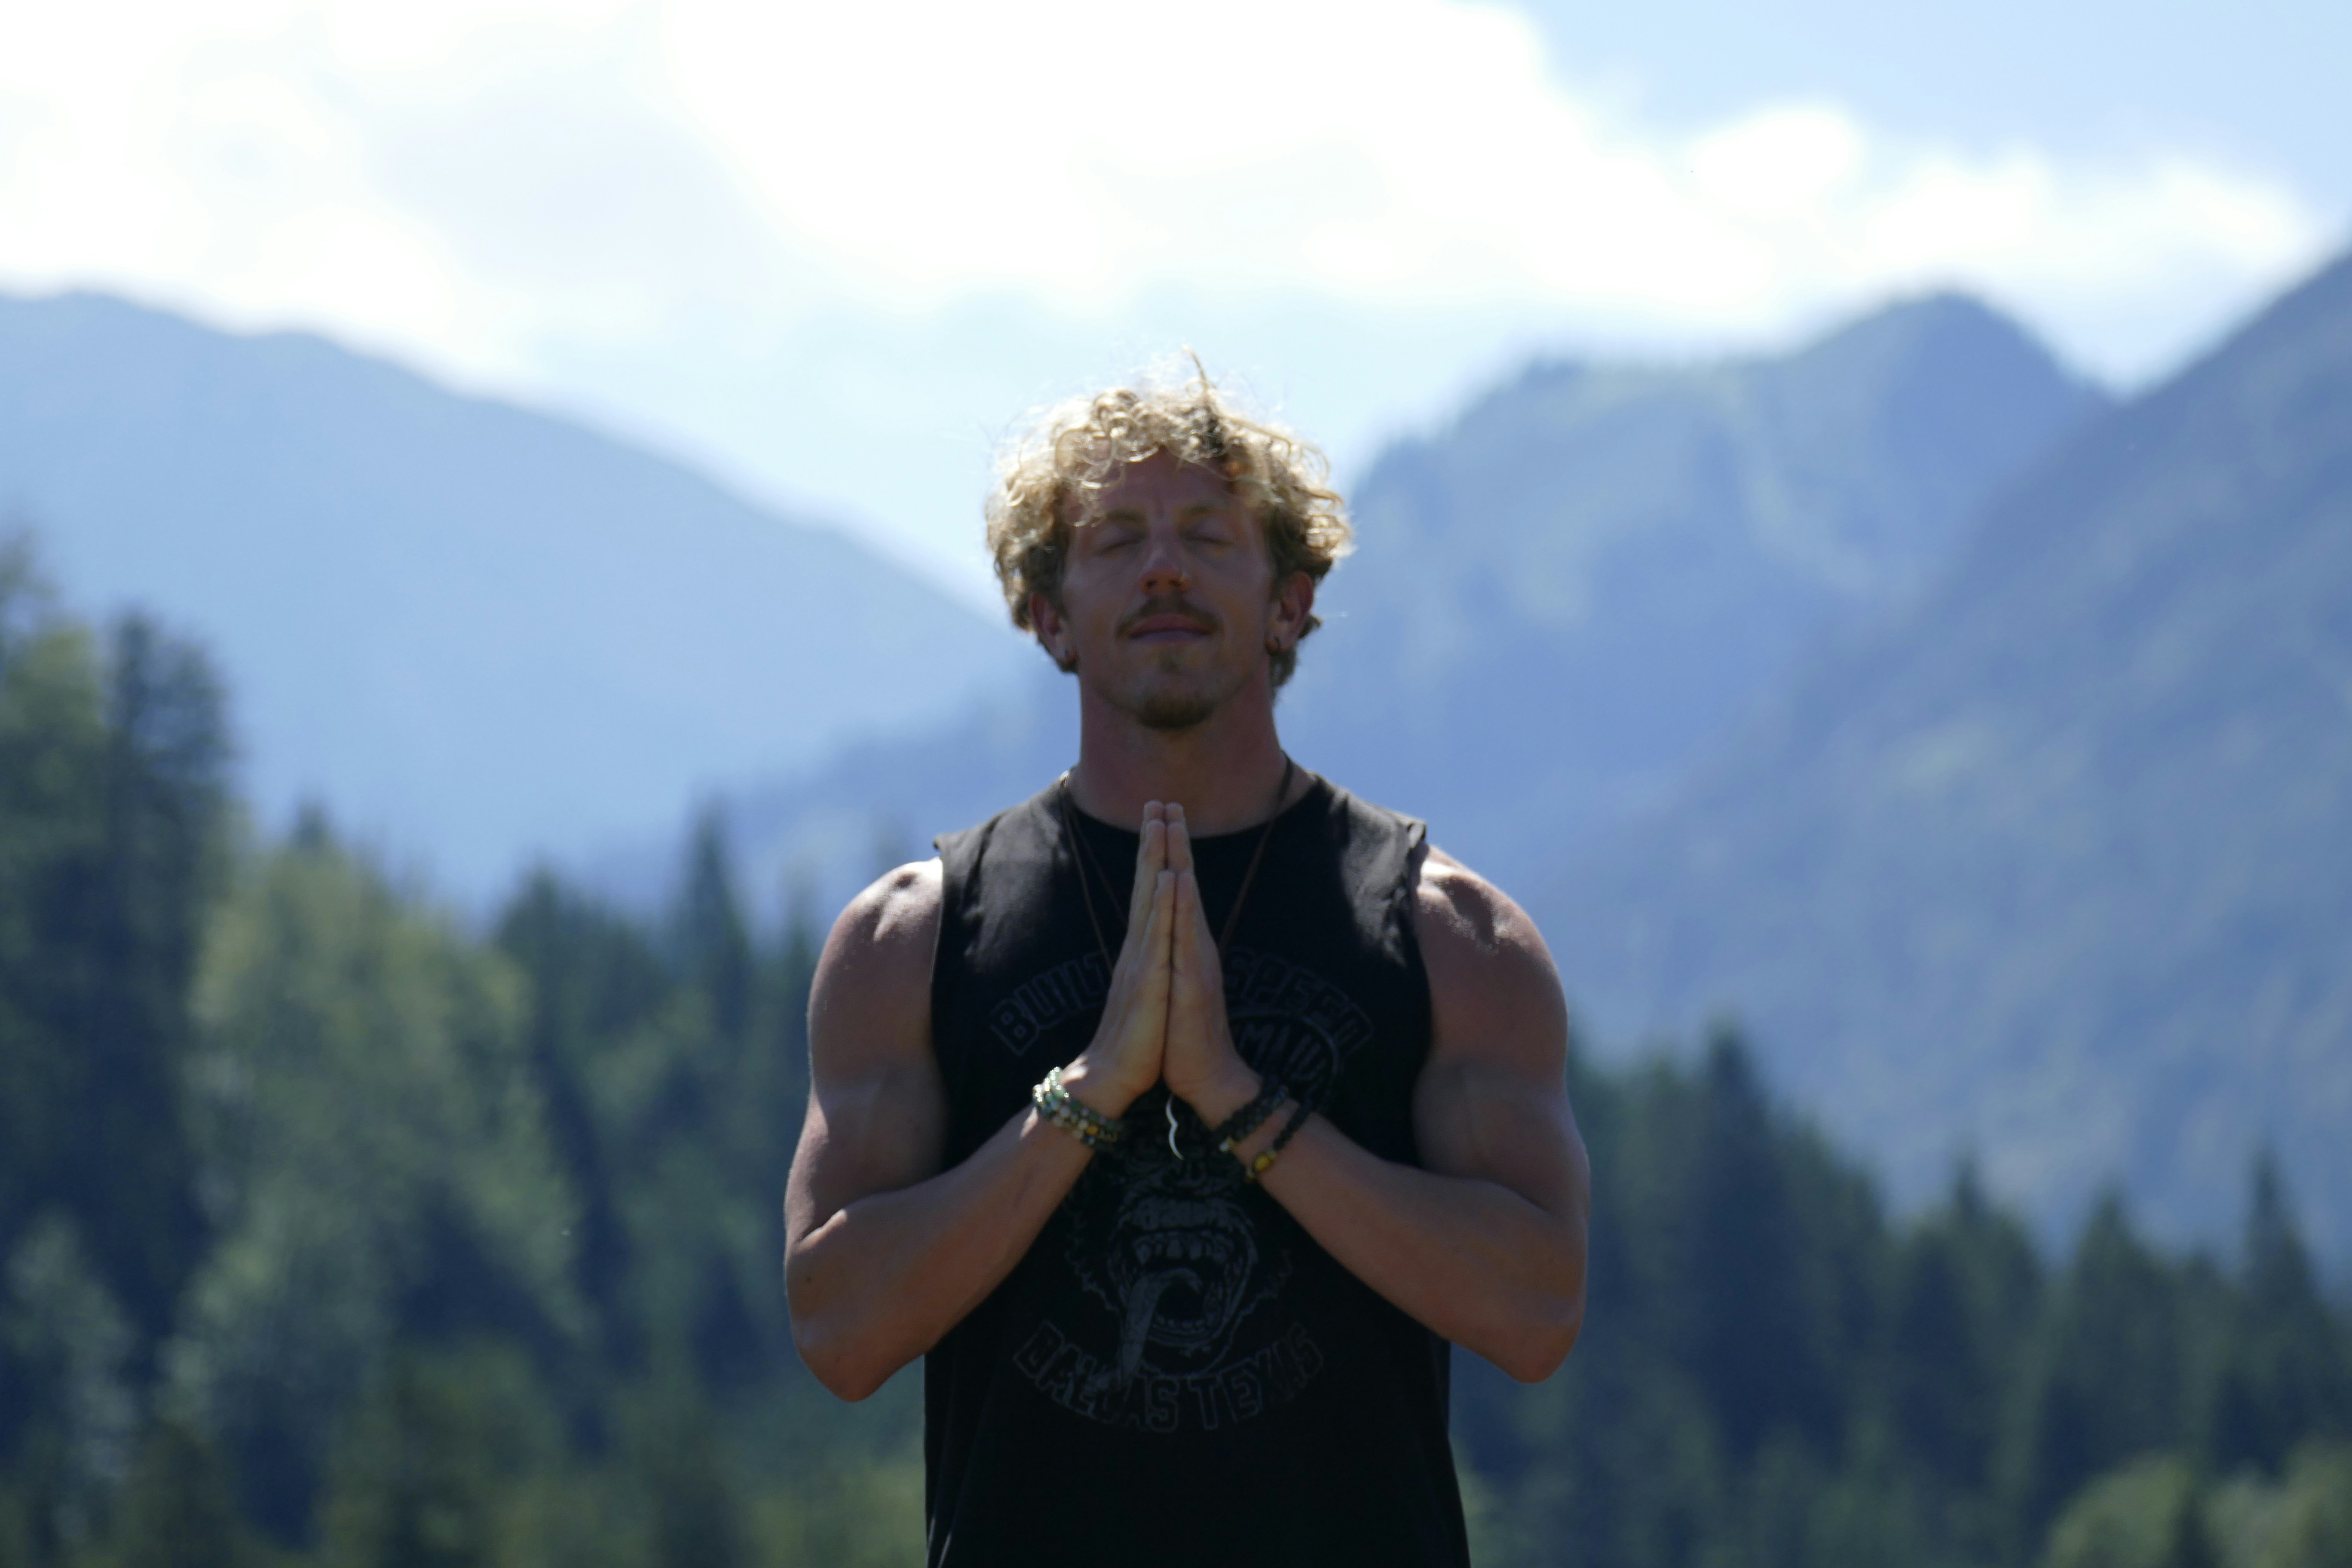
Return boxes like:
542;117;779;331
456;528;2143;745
1135;869;1178;1017
1169;870;1201;1010
1184;865;1223;969
1122;809;1166;942
1153;867;1177;952
1187;867;1223;990
1166;806;1193;878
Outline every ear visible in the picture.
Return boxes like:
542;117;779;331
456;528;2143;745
1030;590;1078;672
1266;571;1315;655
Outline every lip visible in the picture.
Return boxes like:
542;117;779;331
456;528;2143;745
1125;615;1213;642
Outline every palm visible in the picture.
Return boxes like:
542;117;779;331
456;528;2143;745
1163;815;1246;1116
1066;802;1175;1116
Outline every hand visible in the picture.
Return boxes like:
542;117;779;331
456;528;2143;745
1162;807;1262;1126
1061;802;1174;1119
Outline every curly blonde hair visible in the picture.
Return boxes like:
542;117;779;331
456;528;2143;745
985;363;1353;689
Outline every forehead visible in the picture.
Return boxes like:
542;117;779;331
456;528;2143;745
1072;450;1241;524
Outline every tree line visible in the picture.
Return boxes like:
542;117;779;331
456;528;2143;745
1;543;2346;1567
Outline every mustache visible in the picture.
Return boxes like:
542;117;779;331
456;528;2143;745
1116;597;1221;637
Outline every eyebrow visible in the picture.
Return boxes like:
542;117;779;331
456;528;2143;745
1085;500;1232;525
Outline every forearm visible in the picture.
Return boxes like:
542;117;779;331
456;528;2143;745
788;1098;1096;1400
1166;834;1589;1380
1248;1109;1585;1381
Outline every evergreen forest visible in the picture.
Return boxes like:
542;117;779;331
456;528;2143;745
3;540;2349;1568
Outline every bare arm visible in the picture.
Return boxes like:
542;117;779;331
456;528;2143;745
1168;832;1590;1382
784;820;1180;1401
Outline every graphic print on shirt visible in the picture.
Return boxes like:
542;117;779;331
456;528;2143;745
1009;945;1376;1432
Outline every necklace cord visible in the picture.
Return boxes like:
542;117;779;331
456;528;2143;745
1062;785;1116;971
1218;755;1292;955
1058;756;1295;968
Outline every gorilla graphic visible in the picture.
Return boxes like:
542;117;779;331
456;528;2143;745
1069;1098;1279;1396
1061;960;1366;1402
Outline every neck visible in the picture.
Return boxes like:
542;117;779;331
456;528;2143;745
1066;680;1295;836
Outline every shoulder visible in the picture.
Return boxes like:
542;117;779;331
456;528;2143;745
1408;846;1568;1065
810;859;943;1061
1408;844;1549;973
825;858;942;961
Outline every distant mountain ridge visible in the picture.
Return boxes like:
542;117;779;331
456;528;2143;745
1536;251;2352;1262
674;294;2099;932
0;292;1029;899
1278;292;2107;876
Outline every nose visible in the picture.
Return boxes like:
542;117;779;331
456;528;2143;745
1138;533;1191;594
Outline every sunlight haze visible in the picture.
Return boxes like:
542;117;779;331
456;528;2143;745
1;0;2341;606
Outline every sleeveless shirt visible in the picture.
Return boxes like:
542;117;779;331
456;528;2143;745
924;775;1470;1568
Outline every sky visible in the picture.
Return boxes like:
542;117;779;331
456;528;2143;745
3;0;2344;612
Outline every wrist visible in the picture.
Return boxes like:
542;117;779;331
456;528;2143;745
1057;1053;1143;1121
1032;1063;1124;1153
1179;1063;1264;1129
1229;1094;1310;1184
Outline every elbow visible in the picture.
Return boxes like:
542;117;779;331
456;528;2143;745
785;1250;900;1403
1498;1219;1590;1383
790;1313;895;1403
1495;1289;1584;1384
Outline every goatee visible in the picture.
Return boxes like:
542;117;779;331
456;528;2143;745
1135;691;1218;731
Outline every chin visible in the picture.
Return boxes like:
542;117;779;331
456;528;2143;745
1135;692;1219;732
1096;649;1253;732
1115;667;1231;732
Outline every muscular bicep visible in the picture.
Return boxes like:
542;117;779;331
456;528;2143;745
784;861;950;1248
1409;851;1590;1228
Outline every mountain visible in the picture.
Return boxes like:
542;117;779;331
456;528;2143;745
676;294;2099;923
0;291;1029;900
1278;292;2107;877
1535;252;2352;1261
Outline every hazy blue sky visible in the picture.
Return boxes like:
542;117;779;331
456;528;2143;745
1518;0;2347;193
3;0;2343;610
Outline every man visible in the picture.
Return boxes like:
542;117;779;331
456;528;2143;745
785;372;1590;1567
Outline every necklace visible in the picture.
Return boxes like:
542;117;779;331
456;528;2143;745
1057;757;1297;1157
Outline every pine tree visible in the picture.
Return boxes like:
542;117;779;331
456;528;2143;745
2004;1192;2187;1545
674;805;752;1048
1678;1027;1838;1460
629;1378;745;1568
68;615;227;1352
2156;1475;2220;1568
317;1347;560;1568
2203;1154;2352;1474
1893;1162;2043;1495
494;870;665;1361
104;1419;247;1568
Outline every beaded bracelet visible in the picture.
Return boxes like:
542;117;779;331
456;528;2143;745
1033;1065;1123;1150
1040;1069;1122;1148
1211;1080;1290;1155
1241;1098;1314;1184
1035;1081;1117;1150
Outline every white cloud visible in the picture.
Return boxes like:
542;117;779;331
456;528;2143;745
0;0;2335;393
656;0;2330;342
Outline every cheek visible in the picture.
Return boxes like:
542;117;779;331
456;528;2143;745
1201;550;1275;602
1057;581;1121;644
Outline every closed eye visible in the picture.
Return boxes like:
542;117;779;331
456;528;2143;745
1184;522;1234;548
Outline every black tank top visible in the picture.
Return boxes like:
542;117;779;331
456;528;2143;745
924;775;1470;1568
